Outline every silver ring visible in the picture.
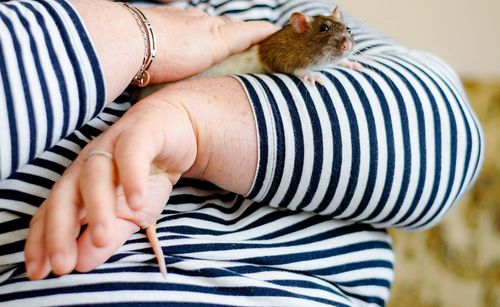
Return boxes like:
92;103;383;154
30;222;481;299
85;150;114;162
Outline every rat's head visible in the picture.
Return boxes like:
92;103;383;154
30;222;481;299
290;6;354;65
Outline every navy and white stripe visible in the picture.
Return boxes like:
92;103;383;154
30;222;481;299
0;0;483;306
0;0;106;180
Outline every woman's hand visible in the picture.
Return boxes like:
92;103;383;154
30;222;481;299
144;6;279;83
24;93;198;280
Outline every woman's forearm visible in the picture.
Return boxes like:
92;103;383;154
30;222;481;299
71;0;144;101
165;54;483;232
163;77;258;196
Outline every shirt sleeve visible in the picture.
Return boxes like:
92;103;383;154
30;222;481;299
234;9;485;231
0;0;106;180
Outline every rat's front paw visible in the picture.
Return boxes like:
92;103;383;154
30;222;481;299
338;59;363;70
293;69;324;86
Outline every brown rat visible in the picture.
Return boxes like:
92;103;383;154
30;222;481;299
258;6;361;84
193;6;360;85
140;6;360;278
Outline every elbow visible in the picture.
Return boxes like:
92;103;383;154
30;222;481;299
401;51;485;230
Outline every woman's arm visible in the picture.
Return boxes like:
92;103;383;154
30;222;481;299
163;78;259;195
198;0;485;231
166;47;485;231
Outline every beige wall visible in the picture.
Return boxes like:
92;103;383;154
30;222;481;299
337;0;500;79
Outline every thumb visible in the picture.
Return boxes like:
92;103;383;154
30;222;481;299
219;20;280;55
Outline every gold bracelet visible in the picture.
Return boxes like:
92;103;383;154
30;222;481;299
120;2;157;87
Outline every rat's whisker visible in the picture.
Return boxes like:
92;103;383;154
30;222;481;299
324;51;333;67
327;50;336;67
319;49;332;68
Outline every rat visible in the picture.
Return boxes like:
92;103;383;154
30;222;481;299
194;6;361;85
140;6;360;278
259;6;362;84
146;223;166;278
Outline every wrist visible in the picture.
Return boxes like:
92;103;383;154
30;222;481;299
160;77;258;195
119;3;157;87
151;86;208;182
72;0;144;100
138;7;171;84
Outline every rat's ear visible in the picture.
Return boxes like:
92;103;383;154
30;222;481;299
332;5;342;20
290;12;311;33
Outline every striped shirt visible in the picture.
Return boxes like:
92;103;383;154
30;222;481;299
0;0;483;306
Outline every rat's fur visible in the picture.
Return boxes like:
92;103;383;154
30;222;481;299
259;13;352;74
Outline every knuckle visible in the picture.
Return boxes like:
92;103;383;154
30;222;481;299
45;227;67;254
46;241;65;255
29;210;43;228
208;21;222;36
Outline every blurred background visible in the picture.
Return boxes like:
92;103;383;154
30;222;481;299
338;0;500;306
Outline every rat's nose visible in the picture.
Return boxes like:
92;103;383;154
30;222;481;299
341;38;351;51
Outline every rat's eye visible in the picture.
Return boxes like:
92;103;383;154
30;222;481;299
346;27;352;34
319;24;330;33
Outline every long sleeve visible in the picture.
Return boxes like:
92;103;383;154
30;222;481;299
0;0;106;180
234;3;484;231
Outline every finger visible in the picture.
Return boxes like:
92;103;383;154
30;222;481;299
25;203;52;280
76;218;139;273
45;161;83;276
80;147;117;248
219;20;280;55
114;127;157;212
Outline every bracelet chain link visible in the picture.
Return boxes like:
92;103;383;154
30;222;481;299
119;2;157;87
